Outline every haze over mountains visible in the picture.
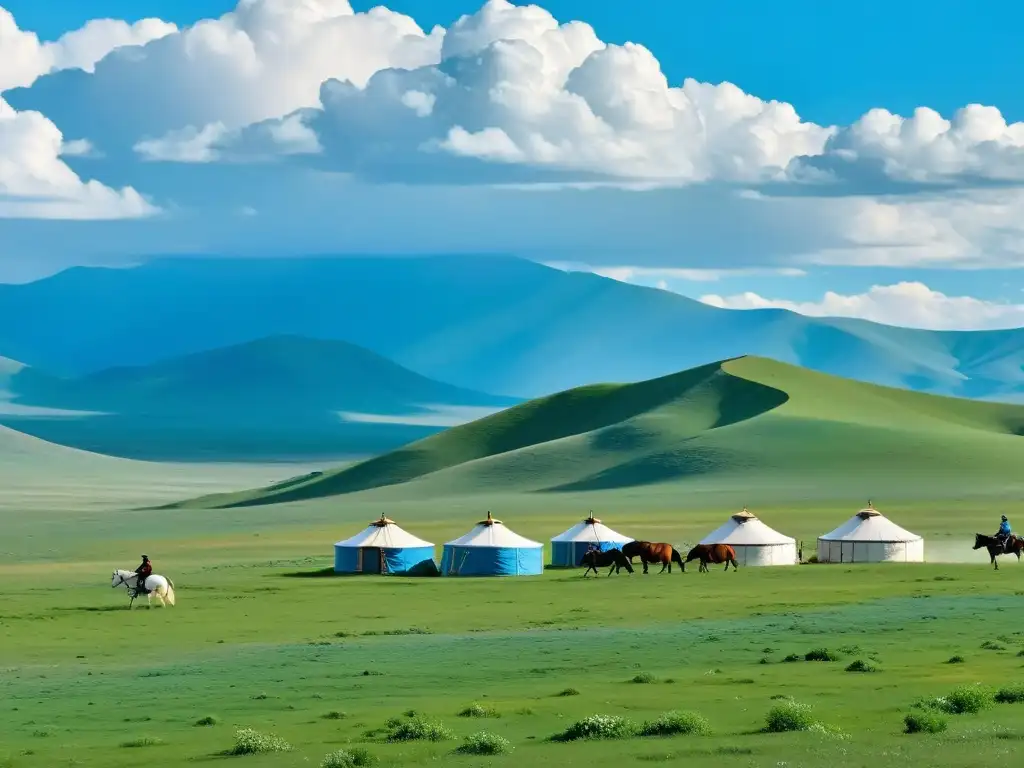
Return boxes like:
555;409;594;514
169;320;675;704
0;336;515;461
174;356;1024;509
1;255;1022;405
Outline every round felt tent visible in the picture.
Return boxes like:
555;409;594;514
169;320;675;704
816;501;924;563
333;515;437;575
699;507;797;566
550;514;632;567
440;512;543;576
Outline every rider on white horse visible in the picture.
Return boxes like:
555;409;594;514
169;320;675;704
134;555;153;594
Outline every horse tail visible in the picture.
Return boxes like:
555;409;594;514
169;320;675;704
164;581;176;606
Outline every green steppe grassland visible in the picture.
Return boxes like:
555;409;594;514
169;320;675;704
2;356;1023;768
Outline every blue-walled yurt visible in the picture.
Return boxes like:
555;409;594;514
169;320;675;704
440;512;543;576
334;516;437;575
550;515;632;567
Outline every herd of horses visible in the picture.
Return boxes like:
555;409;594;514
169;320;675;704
579;540;738;577
579;532;1024;577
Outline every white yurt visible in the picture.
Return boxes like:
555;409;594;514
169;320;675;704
699;507;797;566
816;502;924;563
440;512;543;576
550;514;633;567
333;515;437;575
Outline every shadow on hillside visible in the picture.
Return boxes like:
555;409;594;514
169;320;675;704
543;443;735;492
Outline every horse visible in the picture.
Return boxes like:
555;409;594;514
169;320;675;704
579;548;634;577
620;540;685;574
111;569;176;608
684;544;739;573
973;534;1024;570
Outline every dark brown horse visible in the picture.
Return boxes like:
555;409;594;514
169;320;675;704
621;540;685;574
579;548;634;577
973;533;1024;570
684;544;739;573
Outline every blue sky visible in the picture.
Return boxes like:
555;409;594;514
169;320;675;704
1;0;1023;329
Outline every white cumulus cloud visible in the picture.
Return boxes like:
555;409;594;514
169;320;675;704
699;282;1024;331
0;6;175;92
789;104;1024;189
199;0;835;182
0;97;155;218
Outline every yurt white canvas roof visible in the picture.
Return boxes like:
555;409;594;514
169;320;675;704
551;515;631;544
818;503;921;542
445;512;541;548
335;516;433;549
700;508;794;545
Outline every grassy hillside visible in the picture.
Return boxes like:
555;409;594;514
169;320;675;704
1;336;515;461
176;356;1024;508
0;255;1021;400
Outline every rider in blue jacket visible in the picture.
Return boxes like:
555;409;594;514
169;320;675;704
996;515;1011;548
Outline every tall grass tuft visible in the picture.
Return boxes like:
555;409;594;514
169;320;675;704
227;728;292;755
320;747;377;767
385;716;453;742
638;711;711;737
554;715;636;741
904;712;947;734
764;701;816;733
455;731;513;755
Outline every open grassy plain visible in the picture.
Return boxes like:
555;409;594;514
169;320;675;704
3;357;1024;768
2;475;1023;768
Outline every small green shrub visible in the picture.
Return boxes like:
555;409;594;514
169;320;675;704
995;685;1024;704
631;673;657;684
194;716;218;727
228;728;292;755
782;654;801;663
1017;650;1024;658
385;717;453;742
981;641;1006;651
554;715;636;741
120;737;163;748
764;701;816;733
639;711;711;737
555;687;580;697
320;747;377;768
458;703;499;718
804;648;840;662
322;710;348;720
946;655;966;664
455;731;513;755
845;660;877;673
904;712;947;734
920;685;993;714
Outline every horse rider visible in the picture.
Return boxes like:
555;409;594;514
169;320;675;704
134;555;153;594
995;515;1012;551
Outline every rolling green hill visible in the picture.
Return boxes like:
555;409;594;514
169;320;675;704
172;356;1024;509
1;336;516;461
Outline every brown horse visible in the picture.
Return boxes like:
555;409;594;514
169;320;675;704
973;533;1024;570
684;544;739;573
579;548;634;577
621;540;685;574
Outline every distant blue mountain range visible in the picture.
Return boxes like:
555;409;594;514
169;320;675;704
1;255;1022;403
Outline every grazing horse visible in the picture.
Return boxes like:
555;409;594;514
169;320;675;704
111;569;176;608
973;534;1024;570
684;544;739;573
620;540;685;574
579;548;634;577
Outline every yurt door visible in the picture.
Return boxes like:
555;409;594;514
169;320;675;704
363;548;382;574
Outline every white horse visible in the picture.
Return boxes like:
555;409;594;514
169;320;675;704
111;569;176;608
